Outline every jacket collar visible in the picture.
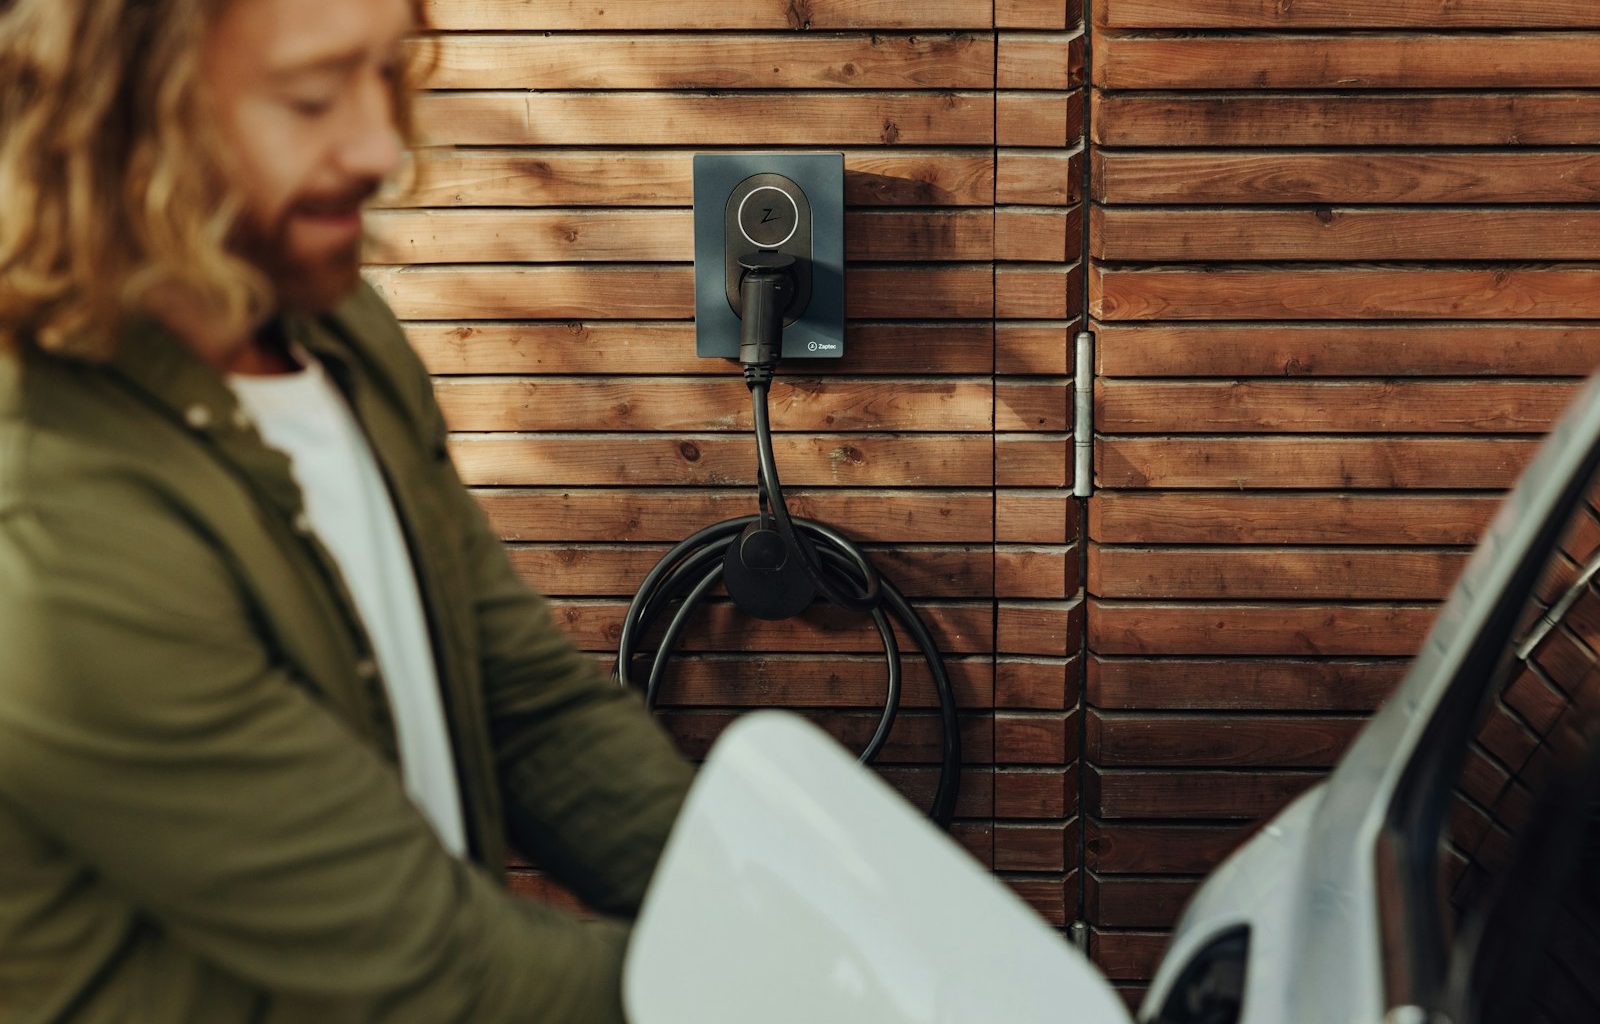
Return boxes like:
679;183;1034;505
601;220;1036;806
101;312;335;522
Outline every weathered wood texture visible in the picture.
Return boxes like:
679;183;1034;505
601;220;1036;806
1086;8;1600;977
387;3;1087;930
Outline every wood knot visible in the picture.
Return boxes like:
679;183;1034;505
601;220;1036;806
784;0;814;30
828;444;864;466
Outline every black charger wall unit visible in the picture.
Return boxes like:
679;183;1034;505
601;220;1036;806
692;152;845;360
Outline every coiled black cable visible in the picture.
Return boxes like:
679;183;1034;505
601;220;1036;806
615;371;962;827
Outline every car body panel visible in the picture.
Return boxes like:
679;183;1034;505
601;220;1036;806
625;711;1133;1024
1147;371;1600;1023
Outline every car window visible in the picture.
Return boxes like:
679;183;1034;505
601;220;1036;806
1436;472;1600;1023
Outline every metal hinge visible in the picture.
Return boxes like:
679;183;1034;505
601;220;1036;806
1073;330;1094;499
1068;920;1089;951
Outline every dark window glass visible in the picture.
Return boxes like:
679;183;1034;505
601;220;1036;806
1439;476;1600;1024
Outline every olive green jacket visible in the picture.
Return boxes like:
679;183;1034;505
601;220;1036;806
0;284;694;1023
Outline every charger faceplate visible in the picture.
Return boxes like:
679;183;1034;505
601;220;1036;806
693;153;845;360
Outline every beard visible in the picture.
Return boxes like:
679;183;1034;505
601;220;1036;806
232;182;378;315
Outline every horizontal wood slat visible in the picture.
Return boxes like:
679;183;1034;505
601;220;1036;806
1094;34;1600;90
1086;821;1251;874
369;265;999;320
1097;437;1536;490
475;489;998;542
997;658;1079;711
1087;600;1435;657
997;492;1078;545
998;33;1087;91
1088;712;1364;769
1092;93;1600;148
455;434;993;488
1095;379;1576;434
1088;657;1406;712
999;0;1084;31
434;377;995;432
423;33;996;91
369;209;998;264
1007;875;1078;928
997;91;1088;148
998;148;1085;206
1090;266;1600;321
1087;875;1197;929
1092;207;1600;263
996;765;1077;818
380;149;999;208
1089;493;1499;545
418;92;998;147
1090;930;1167;984
1087;766;1323;820
995;823;1073;872
424;0;999;30
1093;151;1600;206
410;321;996;376
1093;324;1600;379
1088;546;1469;600
1094;0;1600;29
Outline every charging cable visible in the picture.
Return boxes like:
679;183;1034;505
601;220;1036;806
616;253;962;827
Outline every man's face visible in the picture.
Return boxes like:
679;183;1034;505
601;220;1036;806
203;0;413;313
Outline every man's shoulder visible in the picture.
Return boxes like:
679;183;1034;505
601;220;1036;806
0;358;133;519
0;361;204;525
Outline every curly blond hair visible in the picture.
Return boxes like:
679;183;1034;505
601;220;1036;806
0;0;428;360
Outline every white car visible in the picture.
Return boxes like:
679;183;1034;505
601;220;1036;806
624;374;1600;1024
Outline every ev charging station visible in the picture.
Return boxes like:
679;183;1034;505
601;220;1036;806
691;153;846;360
617;152;961;827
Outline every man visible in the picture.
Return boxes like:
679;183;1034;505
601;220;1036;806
0;1;694;1021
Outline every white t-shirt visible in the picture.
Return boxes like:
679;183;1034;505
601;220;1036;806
229;354;468;857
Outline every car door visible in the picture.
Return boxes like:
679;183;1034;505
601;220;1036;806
1370;392;1600;1023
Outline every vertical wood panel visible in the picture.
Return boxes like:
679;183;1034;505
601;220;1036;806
993;11;1086;925
1085;12;1600;983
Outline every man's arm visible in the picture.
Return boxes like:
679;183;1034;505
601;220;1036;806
427;385;695;918
356;292;695;917
0;482;636;1023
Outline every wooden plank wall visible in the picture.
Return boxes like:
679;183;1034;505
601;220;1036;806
1086;0;1600;997
369;1;1088;927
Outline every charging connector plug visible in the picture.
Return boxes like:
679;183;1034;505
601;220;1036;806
737;251;796;385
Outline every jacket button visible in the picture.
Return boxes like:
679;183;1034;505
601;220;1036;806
355;657;379;681
184;404;213;430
